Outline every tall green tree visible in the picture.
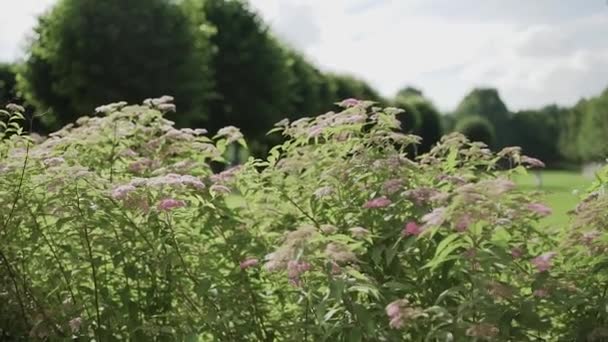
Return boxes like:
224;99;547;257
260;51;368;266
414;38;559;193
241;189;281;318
327;73;383;103
393;87;442;153
0;64;18;106
284;49;330;119
196;0;293;148
576;88;608;162
510;105;563;166
18;0;213;129
455;115;495;147
454;88;511;148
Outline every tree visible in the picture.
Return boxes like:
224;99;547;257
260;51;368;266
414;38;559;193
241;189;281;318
0;64;18;106
510;106;563;166
18;0;213;129
197;0;293;150
454;88;511;148
393;87;442;153
576;88;608;162
327;73;383;104
284;49;329;119
455;115;495;146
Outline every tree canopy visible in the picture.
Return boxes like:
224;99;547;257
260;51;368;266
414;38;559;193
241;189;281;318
18;0;213;129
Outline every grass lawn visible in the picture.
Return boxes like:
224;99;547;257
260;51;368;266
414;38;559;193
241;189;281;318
514;170;593;226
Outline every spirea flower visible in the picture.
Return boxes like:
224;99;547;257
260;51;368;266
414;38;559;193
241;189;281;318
111;185;136;200
240;258;259;270
527;203;552;217
421;207;446;227
385;299;424;329
349;227;370;238
402;221;422;237
157;198;186;211
531;251;557;272
382;179;403;194
363;196;392;209
43;157;65;167
455;213;472;232
313;186;333;198
466;323;499;338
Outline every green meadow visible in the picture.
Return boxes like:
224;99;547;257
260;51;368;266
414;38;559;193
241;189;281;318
514;170;593;226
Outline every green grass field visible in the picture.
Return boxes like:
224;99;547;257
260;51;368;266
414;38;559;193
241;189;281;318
514;170;592;226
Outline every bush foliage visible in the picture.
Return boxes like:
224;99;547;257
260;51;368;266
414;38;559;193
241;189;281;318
0;98;607;340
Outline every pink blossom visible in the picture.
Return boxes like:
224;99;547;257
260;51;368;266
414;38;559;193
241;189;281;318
339;98;360;107
522;156;546;168
382;179;403;195
157;198;186;211
240;258;259;270
307;125;324;138
533;288;549;298
313;186;333;198
68;317;82;332
531;252;557;272
510;247;524;258
581;230;601;246
43;157;65;167
403;221;422;236
363;197;392;209
210;184;231;194
527;203;552;217
111;185;136;200
455;214;472;232
421;207;446;227
349;227;370;238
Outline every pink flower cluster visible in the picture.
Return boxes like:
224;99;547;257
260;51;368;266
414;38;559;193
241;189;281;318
531;251;557;272
527;203;552;217
385;299;423;329
402;221;422;237
240;258;259;270
157;198;186;211
363;196;392;209
287;260;311;287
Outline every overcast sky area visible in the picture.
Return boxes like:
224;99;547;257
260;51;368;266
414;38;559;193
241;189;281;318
1;0;608;111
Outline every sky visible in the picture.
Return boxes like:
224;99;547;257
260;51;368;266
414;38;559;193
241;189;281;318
1;0;608;111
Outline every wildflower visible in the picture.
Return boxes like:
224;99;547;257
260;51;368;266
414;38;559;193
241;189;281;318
487;281;513;300
403;187;441;205
531;251;557;272
210;184;231;194
510;247;524;258
6;103;25;112
466;323;499;338
382;179;403;195
533;288;549;298
157;103;176;113
43;157;65;167
421;207;446;227
521;156;545;168
179;175;205;189
527;203;552;217
313;186;333;199
402;221;422;236
119;148;138;157
385;299;424;329
68;317;82;333
307;125;324;138
320;224;338;234
287;260;311;286
216;126;243;144
111;185;136;200
582;230;601;245
349;227;370;238
157;198;186;211
455;214;472;232
339;98;360;108
193;128;208;135
325;243;357;264
363;196;392;209
240;258;259;270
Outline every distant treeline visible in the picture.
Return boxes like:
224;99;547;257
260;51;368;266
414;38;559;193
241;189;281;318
0;0;606;164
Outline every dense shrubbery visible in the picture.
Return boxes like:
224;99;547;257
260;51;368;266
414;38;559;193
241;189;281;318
0;98;607;340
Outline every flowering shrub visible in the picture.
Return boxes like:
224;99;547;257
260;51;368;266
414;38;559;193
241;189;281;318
0;98;605;340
